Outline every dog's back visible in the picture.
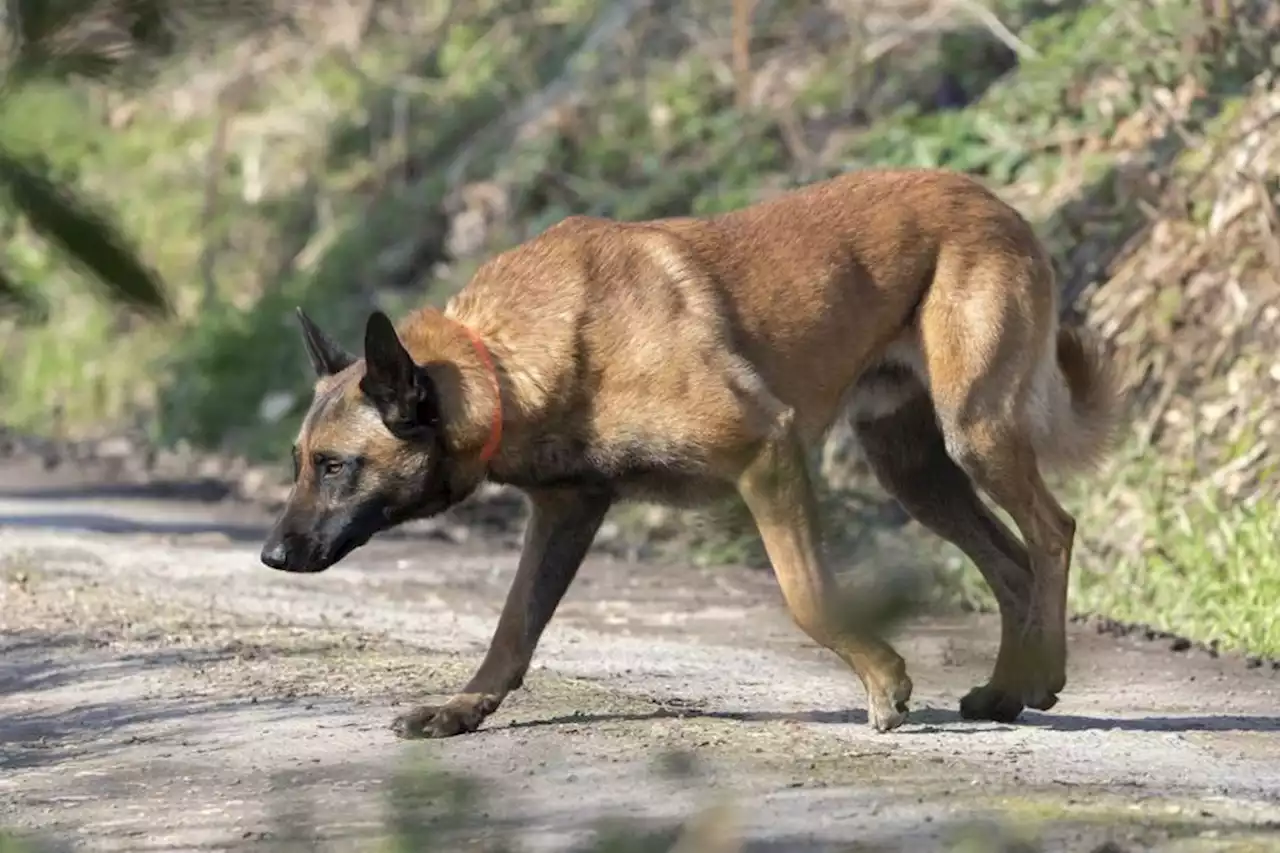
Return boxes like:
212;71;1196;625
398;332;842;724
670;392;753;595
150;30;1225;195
448;167;1110;470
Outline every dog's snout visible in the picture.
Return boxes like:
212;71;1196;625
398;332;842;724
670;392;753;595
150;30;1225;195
260;536;291;570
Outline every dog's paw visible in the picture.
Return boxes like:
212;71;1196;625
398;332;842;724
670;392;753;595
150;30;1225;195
867;671;913;733
390;694;499;739
958;683;1027;723
868;694;910;733
390;704;479;739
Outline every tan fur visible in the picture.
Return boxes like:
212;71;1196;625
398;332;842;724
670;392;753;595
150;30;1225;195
1038;325;1124;473
270;167;1125;739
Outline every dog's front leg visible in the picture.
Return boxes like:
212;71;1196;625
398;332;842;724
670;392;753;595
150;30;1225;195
391;487;611;739
734;408;913;732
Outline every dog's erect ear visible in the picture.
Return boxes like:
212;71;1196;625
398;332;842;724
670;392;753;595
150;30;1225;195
296;307;356;377
359;310;440;438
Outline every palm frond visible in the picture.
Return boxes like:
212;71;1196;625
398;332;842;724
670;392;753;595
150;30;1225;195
0;146;173;318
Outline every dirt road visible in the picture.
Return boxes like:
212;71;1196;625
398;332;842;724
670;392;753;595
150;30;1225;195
2;458;1279;852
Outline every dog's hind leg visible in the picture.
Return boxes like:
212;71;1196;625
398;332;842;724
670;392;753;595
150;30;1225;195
732;405;914;732
941;420;1075;721
855;391;1036;723
391;487;610;739
919;259;1080;720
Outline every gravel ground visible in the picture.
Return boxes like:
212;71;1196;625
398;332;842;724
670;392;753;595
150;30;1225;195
2;458;1279;853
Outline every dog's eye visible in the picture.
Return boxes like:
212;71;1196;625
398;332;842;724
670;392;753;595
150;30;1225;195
313;454;346;478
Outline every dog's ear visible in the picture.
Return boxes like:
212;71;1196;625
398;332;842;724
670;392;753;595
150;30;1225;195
296;307;355;377
359;310;440;439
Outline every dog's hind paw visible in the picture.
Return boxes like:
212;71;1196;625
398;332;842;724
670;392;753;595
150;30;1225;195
958;684;1028;723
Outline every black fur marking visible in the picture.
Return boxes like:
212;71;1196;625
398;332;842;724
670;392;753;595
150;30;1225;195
360;311;442;441
296;307;356;377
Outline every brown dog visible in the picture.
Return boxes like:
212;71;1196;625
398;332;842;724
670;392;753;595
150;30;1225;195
260;167;1123;738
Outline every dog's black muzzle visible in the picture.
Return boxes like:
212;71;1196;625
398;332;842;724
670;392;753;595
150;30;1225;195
260;504;383;573
260;527;331;573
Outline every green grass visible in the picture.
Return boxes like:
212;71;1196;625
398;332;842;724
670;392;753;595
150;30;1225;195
1079;498;1279;656
0;834;33;853
1070;444;1280;658
837;438;1280;660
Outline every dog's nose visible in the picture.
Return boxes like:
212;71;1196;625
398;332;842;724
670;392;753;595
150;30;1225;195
260;539;289;570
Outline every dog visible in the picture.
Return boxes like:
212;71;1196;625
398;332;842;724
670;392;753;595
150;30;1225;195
260;167;1123;738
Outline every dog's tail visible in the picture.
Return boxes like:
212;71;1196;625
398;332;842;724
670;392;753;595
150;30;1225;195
1031;323;1126;476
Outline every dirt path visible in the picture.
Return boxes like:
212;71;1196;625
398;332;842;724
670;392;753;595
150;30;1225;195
2;460;1279;852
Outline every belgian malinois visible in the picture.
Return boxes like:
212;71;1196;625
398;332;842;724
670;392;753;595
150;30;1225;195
260;167;1122;739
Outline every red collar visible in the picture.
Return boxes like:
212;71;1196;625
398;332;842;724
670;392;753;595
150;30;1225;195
458;323;502;464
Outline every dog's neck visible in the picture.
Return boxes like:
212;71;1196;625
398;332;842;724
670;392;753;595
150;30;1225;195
396;308;503;464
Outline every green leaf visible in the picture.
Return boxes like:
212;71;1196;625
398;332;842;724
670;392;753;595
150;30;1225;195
0;264;49;322
0;146;173;318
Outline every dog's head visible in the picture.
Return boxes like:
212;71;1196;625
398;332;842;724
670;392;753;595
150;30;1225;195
260;308;477;573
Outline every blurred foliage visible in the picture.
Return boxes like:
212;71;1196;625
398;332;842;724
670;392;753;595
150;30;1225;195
0;145;168;318
1070;436;1280;656
0;0;1041;450
0;0;289;320
3;0;1269;452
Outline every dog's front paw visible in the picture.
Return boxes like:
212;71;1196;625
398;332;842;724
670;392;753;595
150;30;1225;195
866;669;913;733
390;693;499;739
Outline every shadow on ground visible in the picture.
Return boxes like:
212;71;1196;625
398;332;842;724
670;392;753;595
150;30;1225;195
0;512;269;541
0;629;380;773
502;705;1280;736
0;480;235;503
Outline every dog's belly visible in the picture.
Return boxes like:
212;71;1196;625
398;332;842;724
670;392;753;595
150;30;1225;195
841;338;930;424
611;469;737;508
496;437;735;509
500;466;734;509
